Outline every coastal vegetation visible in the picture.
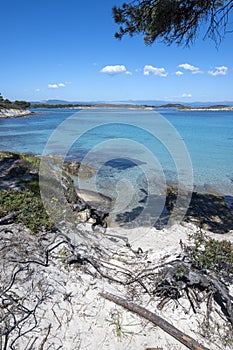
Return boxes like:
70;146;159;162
31;102;233;111
0;189;54;232
0;93;30;109
31;102;151;109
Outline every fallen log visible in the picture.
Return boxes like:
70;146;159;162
100;291;210;350
0;210;22;225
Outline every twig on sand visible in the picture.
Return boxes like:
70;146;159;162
100;291;210;350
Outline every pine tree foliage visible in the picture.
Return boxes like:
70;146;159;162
113;0;233;46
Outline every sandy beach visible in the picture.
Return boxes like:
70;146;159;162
1;219;232;350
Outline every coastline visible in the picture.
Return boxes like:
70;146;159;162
1;105;233;118
0;150;232;349
0;150;232;234
180;106;233;111
0;107;32;118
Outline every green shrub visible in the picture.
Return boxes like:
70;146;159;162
0;189;54;233
188;231;233;279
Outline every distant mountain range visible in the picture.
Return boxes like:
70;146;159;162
30;99;233;108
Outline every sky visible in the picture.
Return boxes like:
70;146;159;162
1;0;233;103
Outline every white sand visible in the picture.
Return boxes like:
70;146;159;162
1;222;232;349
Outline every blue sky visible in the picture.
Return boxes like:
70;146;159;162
1;0;233;102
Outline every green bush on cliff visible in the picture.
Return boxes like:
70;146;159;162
0;189;54;232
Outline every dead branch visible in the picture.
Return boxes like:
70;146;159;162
38;323;51;350
100;291;210;350
0;211;22;225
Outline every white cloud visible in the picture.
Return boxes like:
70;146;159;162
100;65;129;75
175;70;184;76
208;66;228;76
35;88;40;92
48;84;59;89
182;93;192;98
178;63;202;74
48;82;66;89
143;65;168;77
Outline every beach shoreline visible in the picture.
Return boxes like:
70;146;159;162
0;150;232;349
0;150;232;234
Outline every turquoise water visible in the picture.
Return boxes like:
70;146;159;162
0;108;233;196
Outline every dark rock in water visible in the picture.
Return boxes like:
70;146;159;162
104;158;145;170
115;193;168;229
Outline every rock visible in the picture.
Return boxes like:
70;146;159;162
62;160;96;179
6;159;30;178
166;187;233;234
59;168;110;230
0;153;39;190
0;108;32;118
76;188;112;214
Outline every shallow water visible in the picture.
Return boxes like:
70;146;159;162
0;108;233;225
0;107;232;199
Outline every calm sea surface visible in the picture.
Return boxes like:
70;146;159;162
0;108;232;197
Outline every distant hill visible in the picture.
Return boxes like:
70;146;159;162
116;100;233;107
31;99;99;106
30;99;233;108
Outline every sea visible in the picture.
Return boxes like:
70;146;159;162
0;107;232;225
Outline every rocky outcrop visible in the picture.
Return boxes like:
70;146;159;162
0;152;38;190
116;186;233;233
166;187;233;234
0;107;32;118
62;160;96;179
60;174;110;230
0;151;110;231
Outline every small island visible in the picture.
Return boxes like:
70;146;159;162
153;103;233;111
0;94;32;118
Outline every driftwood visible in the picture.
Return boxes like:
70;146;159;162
100;291;210;350
0;210;22;225
150;261;233;327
